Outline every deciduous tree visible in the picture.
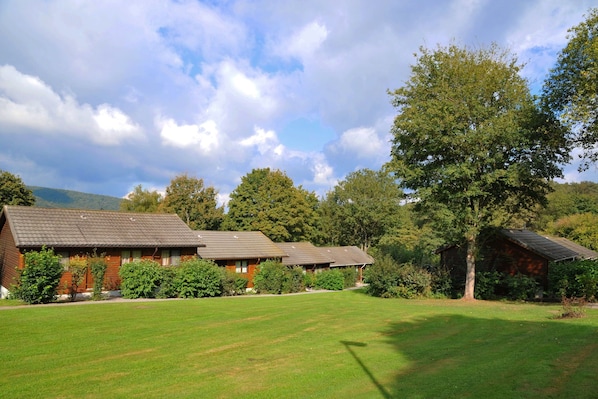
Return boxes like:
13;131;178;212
388;44;569;299
223;168;319;242
542;8;598;167
0;170;35;207
320;168;404;252
162;174;224;230
120;184;163;213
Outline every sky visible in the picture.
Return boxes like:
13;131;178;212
1;0;597;205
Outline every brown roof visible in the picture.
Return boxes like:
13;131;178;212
276;242;334;266
196;230;287;260
319;246;374;267
501;229;579;262
544;236;598;260
1;205;203;248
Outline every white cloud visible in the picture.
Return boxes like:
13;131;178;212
157;117;220;154
239;126;281;155
282;21;329;61
334;127;386;159
0;65;143;145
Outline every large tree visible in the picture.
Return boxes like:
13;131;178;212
543;8;598;167
0;170;35;207
388;44;569;299
320;168;404;252
223;168;320;242
120;184;163;213
162;174;224;230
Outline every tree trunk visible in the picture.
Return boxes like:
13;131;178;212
463;234;476;300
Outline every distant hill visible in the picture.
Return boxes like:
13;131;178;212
28;186;122;210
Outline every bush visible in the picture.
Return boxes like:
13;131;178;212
174;258;222;298
221;269;248;296
283;267;305;293
475;271;539;301
66;255;88;302
475;271;502;300
89;250;108;300
119;259;163;299
253;260;287;294
503;273;539;301
316;270;344;290
11;247;63;304
303;272;316;289
156;266;178;299
364;255;401;297
342;267;358;288
548;260;598;300
395;263;432;298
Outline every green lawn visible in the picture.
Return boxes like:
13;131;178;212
1;290;597;398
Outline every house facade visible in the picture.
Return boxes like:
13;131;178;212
196;230;287;287
438;229;598;288
0;206;204;298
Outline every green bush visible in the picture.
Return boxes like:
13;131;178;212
364;255;401;297
548;260;598;300
395;263;432;298
89;250;108;300
283;267;305;293
303;272;316;289
66;255;88;302
475;271;502;300
341;267;358;288
316;269;344;291
221;269;248;296
11;247;63;304
156;266;178;299
253;260;287;294
119;259;163;299
503;273;539;301
175;258;222;298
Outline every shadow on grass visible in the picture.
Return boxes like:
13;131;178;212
344;313;598;398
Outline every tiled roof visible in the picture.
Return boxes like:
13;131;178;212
196;230;287;260
276;242;334;266
501;229;578;262
544;236;598;260
319;246;374;267
2;205;203;248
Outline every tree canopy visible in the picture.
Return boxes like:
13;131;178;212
223;168;319;242
120;184;163;213
542;8;598;168
0;170;35;208
388;44;569;299
161;174;224;230
320;168;404;251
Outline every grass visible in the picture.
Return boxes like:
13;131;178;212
1;290;597;398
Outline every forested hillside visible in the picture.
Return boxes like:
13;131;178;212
28;186;121;210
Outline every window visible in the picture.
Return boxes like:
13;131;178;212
235;260;248;274
161;249;181;266
121;250;142;266
57;251;70;271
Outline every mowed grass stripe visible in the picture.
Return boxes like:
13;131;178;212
1;291;597;398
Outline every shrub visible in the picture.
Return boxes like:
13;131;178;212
66;255;88;302
156;266;179;299
119;259;162;299
503;273;539;301
88;250;108;300
253;260;287;294
342;267;358;288
475;271;502;300
283;267;305;293
11;246;63;304
174;258;222;298
548;260;598;300
221;269;248;296
395;263;432;298
364;255;401;297
316;269;344;291
303;272;316;289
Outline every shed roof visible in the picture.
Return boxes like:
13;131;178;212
501;229;579;262
276;242;334;266
319;246;374;267
544;236;598;260
196;230;287;260
1;205;203;249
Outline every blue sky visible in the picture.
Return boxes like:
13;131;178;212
0;0;597;204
